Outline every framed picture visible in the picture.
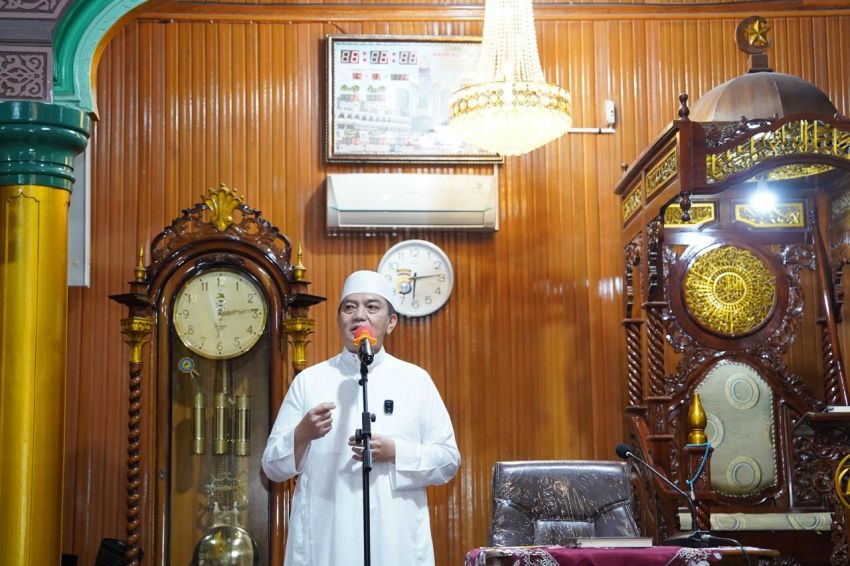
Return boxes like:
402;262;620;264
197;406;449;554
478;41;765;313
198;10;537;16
325;35;502;164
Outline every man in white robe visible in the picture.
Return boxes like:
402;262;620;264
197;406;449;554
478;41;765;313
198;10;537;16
262;270;460;566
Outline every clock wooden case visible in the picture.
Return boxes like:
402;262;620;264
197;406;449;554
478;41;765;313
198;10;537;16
111;185;324;565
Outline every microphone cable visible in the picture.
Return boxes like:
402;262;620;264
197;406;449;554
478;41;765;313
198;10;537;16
681;441;749;565
700;534;751;566
684;442;711;499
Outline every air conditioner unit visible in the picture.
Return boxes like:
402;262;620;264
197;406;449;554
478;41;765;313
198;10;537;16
326;173;499;232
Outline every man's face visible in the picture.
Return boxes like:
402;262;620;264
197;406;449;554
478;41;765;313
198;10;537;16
337;293;398;353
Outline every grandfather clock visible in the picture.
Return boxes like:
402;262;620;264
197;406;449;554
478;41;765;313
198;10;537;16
111;185;324;565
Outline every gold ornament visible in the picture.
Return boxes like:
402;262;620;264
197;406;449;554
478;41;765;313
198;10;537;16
745;18;770;48
707;120;850;183
684;246;776;336
623;185;642;221
735;16;771;54
665;203;715;228
646;147;678;197
203;183;244;232
835;453;850;510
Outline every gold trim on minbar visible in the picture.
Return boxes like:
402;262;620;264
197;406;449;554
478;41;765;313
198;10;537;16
734;202;805;228
764;163;833;181
707;120;850;183
623;184;642;221
646;146;678;197
665;202;715;228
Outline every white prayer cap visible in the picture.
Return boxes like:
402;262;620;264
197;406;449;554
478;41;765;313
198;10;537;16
339;270;399;311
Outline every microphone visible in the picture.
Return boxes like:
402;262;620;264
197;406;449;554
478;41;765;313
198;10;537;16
352;325;377;365
615;443;712;548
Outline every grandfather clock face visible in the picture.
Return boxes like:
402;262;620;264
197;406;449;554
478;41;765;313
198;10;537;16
167;266;271;565
173;269;268;359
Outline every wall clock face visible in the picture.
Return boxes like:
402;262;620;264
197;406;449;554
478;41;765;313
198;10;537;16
173;269;269;359
377;239;454;317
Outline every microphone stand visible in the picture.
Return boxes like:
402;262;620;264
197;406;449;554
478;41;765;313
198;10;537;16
618;446;711;548
355;356;375;566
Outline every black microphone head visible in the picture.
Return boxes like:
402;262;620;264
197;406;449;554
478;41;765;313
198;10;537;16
615;444;632;459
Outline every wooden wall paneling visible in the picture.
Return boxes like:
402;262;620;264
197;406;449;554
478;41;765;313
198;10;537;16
61;6;850;564
828;18;848;107
178;0;845;8
558;20;588;459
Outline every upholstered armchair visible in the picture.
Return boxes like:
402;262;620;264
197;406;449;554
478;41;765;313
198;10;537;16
487;460;641;547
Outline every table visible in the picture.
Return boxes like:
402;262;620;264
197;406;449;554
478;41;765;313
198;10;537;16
465;545;780;566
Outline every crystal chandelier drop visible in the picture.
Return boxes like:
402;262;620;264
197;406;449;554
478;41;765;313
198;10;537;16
449;0;572;156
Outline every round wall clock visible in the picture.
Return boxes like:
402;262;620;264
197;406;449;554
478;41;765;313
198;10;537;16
173;268;269;359
377;239;454;317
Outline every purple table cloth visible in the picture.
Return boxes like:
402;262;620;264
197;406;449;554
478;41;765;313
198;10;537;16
465;545;720;566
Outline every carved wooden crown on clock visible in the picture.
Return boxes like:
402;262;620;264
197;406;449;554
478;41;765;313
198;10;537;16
111;184;324;566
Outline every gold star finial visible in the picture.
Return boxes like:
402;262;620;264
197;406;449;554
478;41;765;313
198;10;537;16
746;18;770;47
736;16;771;55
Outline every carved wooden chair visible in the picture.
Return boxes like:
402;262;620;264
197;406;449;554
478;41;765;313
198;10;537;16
487;461;640;547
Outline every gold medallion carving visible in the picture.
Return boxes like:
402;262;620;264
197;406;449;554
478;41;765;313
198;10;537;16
684;246;776;336
835;453;850;510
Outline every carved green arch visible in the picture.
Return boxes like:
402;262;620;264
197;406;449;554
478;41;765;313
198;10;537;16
53;0;151;115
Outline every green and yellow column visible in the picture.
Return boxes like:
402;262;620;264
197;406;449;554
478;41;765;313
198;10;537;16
0;101;90;564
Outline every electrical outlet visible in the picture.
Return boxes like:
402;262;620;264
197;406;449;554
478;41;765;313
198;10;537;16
604;100;617;126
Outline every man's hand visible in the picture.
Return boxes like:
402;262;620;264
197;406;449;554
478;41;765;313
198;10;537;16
293;402;335;469
296;402;336;441
349;434;396;463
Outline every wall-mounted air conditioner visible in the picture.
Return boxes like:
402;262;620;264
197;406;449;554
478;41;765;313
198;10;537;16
326;173;499;232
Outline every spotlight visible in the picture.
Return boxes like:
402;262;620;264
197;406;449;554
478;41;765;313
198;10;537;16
750;182;776;213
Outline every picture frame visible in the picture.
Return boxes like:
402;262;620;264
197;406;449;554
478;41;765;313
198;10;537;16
325;35;503;164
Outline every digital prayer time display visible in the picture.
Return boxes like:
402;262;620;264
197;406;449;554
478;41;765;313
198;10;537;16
338;50;419;65
326;36;501;162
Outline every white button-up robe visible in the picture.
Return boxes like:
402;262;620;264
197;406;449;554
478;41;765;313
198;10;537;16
262;348;460;566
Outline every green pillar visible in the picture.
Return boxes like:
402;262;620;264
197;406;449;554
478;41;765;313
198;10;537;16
0;100;90;565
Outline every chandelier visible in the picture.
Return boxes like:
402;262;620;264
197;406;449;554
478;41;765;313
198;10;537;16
449;0;572;156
